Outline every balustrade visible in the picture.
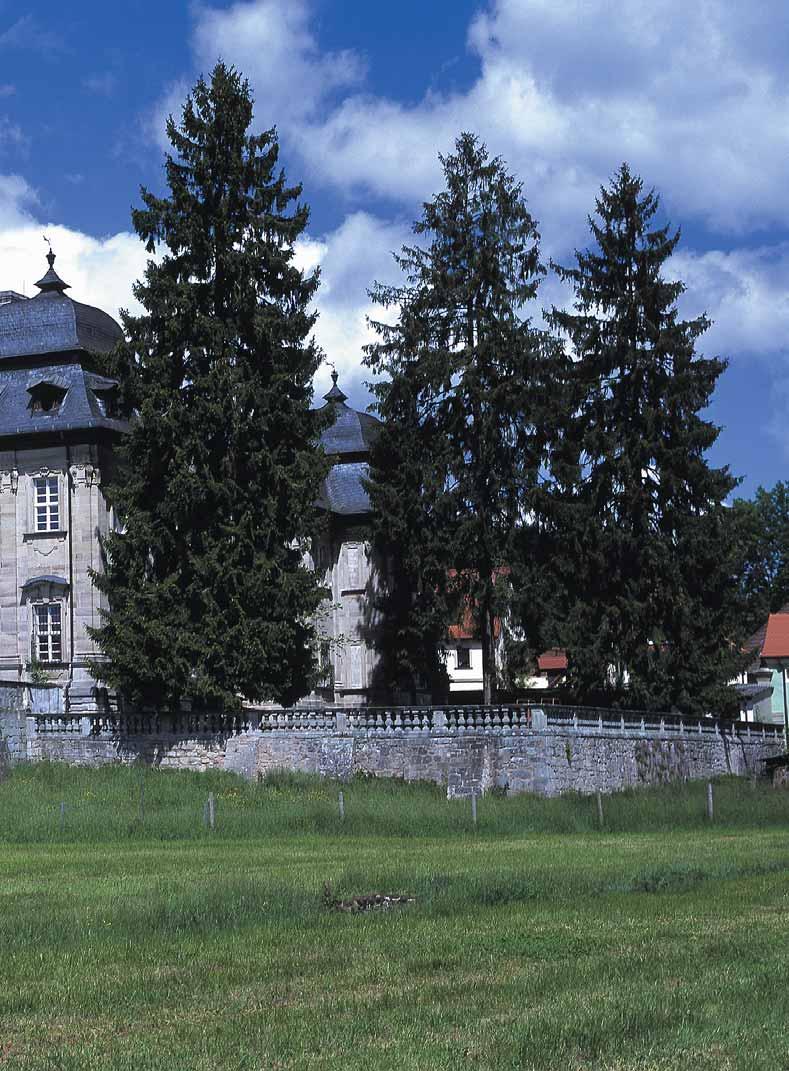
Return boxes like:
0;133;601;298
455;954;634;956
25;701;786;741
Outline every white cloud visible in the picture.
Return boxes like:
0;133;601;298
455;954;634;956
191;0;364;123
0;172;146;319
173;0;789;241
149;0;365;149
0;173;37;228
295;212;412;403
0;171;407;413
671;245;789;360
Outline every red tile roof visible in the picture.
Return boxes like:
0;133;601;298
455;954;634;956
760;613;789;660
537;649;568;672
448;603;501;642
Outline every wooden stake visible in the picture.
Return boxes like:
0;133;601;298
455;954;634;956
706;782;714;821
338;790;345;821
208;793;215;830
471;792;478;827
596;791;604;829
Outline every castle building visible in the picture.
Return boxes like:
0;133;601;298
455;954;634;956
0;255;382;710
313;372;382;705
0;253;126;711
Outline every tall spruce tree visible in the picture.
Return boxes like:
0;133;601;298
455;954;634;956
90;63;329;710
365;133;554;703
548;163;744;713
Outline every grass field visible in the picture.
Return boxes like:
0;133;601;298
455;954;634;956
0;765;787;1070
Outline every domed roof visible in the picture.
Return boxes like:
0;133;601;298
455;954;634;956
317;371;381;516
0;251;123;360
318;371;381;459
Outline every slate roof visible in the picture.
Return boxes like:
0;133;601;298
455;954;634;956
318;460;371;516
0;254;127;441
317;372;381;516
0;361;128;440
734;681;773;702
0;285;122;359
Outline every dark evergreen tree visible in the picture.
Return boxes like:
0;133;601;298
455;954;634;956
548;163;744;713
363;369;455;703
732;482;789;633
90;63;329;710
365;133;554;703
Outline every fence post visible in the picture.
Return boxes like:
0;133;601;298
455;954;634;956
706;782;714;822
471;791;478;828
338;790;345;822
204;793;216;831
596;791;604;829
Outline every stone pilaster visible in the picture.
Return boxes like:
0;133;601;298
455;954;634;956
68;457;104;677
0;467;20;673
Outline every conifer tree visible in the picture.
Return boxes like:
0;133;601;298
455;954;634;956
90;63;329;710
732;482;789;631
548;163;743;713
365;133;554;703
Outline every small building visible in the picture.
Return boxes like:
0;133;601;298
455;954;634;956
738;610;789;727
0;252;126;711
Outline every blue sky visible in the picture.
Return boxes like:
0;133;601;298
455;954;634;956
2;0;788;497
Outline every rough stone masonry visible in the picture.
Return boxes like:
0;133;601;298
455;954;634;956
3;702;784;798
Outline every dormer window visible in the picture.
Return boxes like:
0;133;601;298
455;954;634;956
92;388;116;418
85;373;119;419
28;382;67;415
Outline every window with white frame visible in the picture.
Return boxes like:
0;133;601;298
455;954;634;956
34;476;60;532
33;603;62;663
456;647;471;670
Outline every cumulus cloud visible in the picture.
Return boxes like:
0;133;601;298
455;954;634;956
671;245;789;361
0;171;409;413
295;212;412;403
191;0;364;122
169;0;789;241
7;0;789;427
149;0;365;149
0;172;146;318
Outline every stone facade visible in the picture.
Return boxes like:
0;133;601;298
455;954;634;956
0;256;124;710
312;373;382;705
0;448;114;694
5;704;784;797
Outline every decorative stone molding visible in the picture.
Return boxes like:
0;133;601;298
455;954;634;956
69;463;101;488
0;468;19;494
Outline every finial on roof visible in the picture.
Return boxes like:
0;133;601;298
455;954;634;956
35;239;70;295
323;367;348;404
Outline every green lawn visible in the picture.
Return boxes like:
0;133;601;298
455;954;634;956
0;766;787;1070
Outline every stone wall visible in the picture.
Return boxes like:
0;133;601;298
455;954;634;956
8;705;784;798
